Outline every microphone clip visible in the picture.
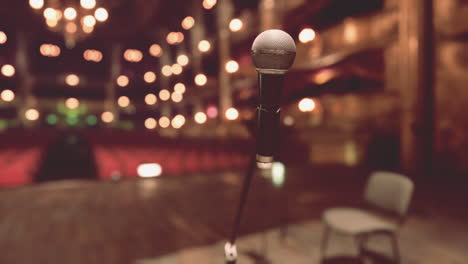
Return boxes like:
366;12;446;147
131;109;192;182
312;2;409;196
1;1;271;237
224;242;238;264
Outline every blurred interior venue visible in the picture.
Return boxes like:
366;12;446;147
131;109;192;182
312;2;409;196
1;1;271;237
0;0;467;263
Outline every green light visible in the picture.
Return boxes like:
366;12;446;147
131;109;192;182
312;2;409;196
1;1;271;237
271;162;286;187
0;120;8;130
86;115;97;126
66;116;79;126
46;114;58;125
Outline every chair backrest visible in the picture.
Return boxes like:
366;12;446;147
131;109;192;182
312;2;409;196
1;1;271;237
364;171;414;217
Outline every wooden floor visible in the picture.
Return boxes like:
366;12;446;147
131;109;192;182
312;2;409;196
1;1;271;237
0;166;466;264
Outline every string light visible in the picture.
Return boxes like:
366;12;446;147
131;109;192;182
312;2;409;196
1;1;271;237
174;83;186;94
144;71;156;83
298;98;316;112
177;54;189;66
144;118;157;129
83;15;96;28
64;7;77;20
161;65;172;77
299;28;316;43
0;31;6;45
171;115;185;129
283;115;295;126
171;92;183;103
1;64;15;77
82;25;94;34
194;112;207;124
225;60;239;73
29;0;44;9
225;107;239;120
166;32;184;45
149;44;163;57
123;49;143;62
0;89;15;102
65;97;80;109
80;0;96;9
159;117;170;128
159;89;170;101
194;74;207;86
65;22;77;33
181;16;195;30
117;96;130;107
101;111;114;123
145;93;157;105
46;18;58;28
116;75;129;87
40;44;61;57
229;18;243;32
203;0;217;9
25;108;40;121
94;8;109;22
83;49;103;62
198;40;211;52
206;105;218;118
171;64;183;75
43;8;60;20
65;74;79;86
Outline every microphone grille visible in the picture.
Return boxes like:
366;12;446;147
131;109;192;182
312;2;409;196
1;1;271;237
251;29;296;53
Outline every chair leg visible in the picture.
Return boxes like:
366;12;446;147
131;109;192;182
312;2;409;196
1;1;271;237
354;234;368;257
320;226;331;261
389;233;400;263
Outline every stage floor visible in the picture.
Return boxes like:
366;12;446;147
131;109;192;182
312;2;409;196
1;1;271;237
0;166;466;264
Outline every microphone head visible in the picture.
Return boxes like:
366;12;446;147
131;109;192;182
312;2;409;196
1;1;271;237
251;29;296;73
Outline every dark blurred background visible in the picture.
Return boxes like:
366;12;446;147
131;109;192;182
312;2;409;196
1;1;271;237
0;0;466;264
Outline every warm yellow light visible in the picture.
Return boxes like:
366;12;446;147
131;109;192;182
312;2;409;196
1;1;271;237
82;25;94;34
0;89;15;102
46;18;58;28
177;54;189;66
166;32;183;45
64;7;77;20
194;112;207;124
116;75;129;87
144;71;156;83
299;28;316;43
176;32;184;43
194;73;207;86
198;40;211;52
117;96;130;108
144;93;157;105
149;44;163;57
123;49;143;62
181;16;195;30
43;8;60;20
25;108;40;121
174;83;186;94
101;111;114;123
65;22;77;33
229;18;243;32
40;44;61;57
225;107;239;120
65;97;80;109
83;49;103;62
161;65;172;77
159;89;170;101
171;92;183;103
171;114;185;129
83;15;96;27
94;8;108;22
137;163;162;177
171;64;183;75
65;74;79;86
29;0;44;9
159;117;170;128
1;64;15;77
283;115;294;126
80;0;96;9
225;60;239;73
298;98;316;112
203;0;217;9
0;31;6;45
144;117;157;129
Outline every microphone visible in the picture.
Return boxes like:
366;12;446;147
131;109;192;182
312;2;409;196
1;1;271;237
251;29;296;166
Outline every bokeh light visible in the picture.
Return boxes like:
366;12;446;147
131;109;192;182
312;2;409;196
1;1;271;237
198;40;211;52
101;111;114;123
137;163;162;178
171;92;183;103
206;105;218;118
159;117;170;128
283;115;295;126
299;28;316;43
144;71;156;83
116;75;129;87
159;89;170;101
161;65;172;77
194;73;207;86
123;49;143;62
149;44;163;57
117;96;130;108
83;15;96;27
0;89;15;102
65;97;80;109
144;117;157;130
94;8;109;22
82;24;94;34
298;98;316;112
171;115;185;129
229;18;243;32
65;74;79;86
181;16;195;30
43;8;60;20
40;44;61;57
225;60;239;73
29;0;44;9
174;83;186;94
25;108;40;121
83;49;103;62
0;31;6;45
144;93;157;105
194;112;207;124
203;0;217;9
171;64;183;75
225;107;239;120
80;0;96;9
177;54;189;66
65;22;77;33
1;64;15;77
64;7;77;20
